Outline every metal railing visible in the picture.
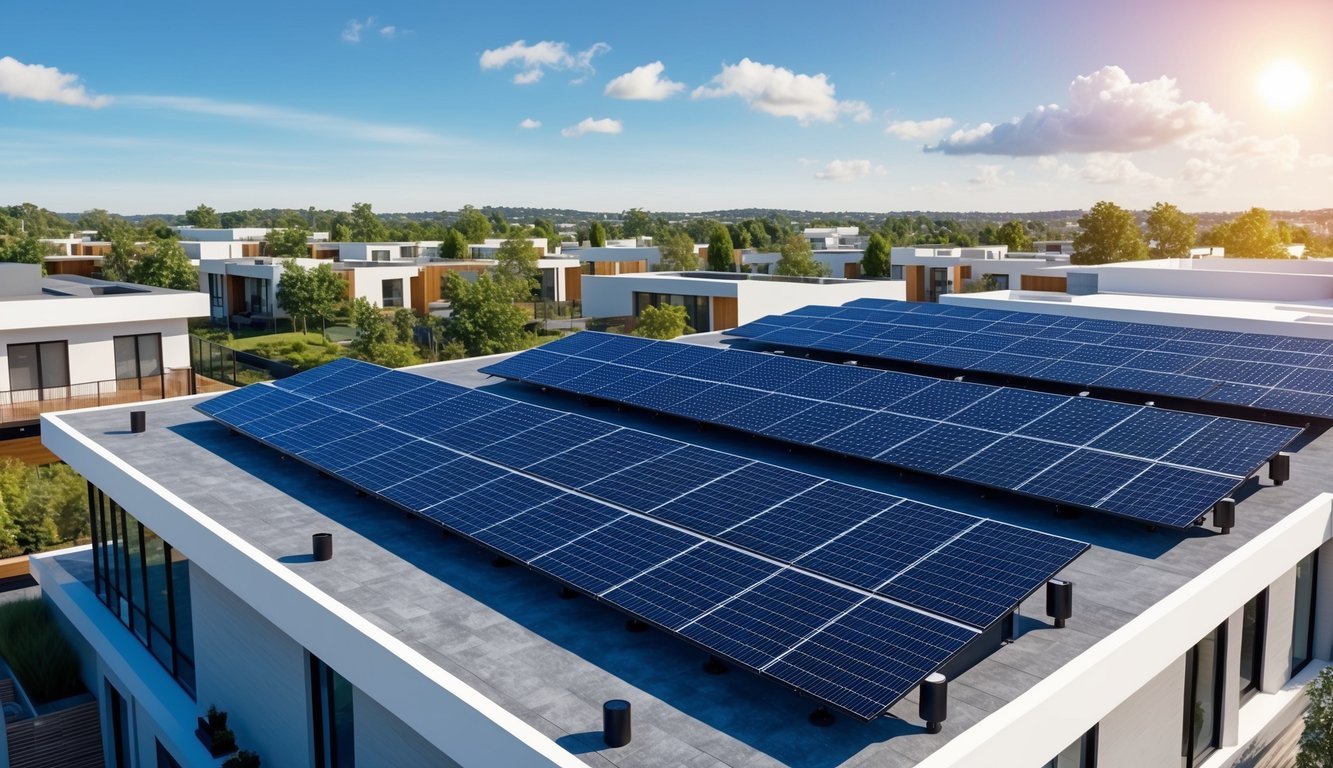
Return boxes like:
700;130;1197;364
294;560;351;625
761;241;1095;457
0;369;196;425
189;335;296;387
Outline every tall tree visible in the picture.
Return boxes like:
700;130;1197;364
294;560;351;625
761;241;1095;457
349;297;419;366
656;229;698;271
861;233;891;278
634;303;691;339
454;206;492;243
706;224;734;271
442;272;531;356
1300;668;1333;768
75;209;124;240
102;234;137;281
1145;202;1197;259
129;238;198;290
995;220;1033;252
307;264;347;338
1072;202;1148;265
349;202;387;242
774;234;828;277
185;203;221;229
589;221;607;247
530;218;560;252
439;229;470;260
275;260;313;332
621;208;657;239
1214;208;1287;258
266;226;311;259
494;233;539;300
0;234;49;266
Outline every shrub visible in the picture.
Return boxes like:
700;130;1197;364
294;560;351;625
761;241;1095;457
0;599;82;705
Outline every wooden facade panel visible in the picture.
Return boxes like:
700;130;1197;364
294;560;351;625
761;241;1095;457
564;266;582;302
843;262;862;279
711;296;739;331
1021;275;1068;293
618;260;647;274
905;265;926;302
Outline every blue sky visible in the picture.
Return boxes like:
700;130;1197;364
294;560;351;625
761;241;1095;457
1;0;1330;214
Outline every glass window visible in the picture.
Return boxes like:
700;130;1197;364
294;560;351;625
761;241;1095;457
1292;551;1318;674
1044;725;1096;767
108;682;131;768
1182;623;1225;767
311;654;355;767
7;341;70;392
1240;590;1266;699
155;740;182;768
208;273;224;308
381;279;404;308
114;334;163;381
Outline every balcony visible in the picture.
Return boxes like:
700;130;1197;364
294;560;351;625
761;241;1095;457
0;369;223;427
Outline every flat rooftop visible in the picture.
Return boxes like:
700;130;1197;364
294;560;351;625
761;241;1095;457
48;334;1333;767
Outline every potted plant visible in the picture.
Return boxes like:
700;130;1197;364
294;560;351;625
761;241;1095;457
195;705;238;758
223;750;261;768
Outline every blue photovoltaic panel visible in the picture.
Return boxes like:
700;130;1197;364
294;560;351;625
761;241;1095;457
242;400;335;439
950;389;1066;432
269;356;367;394
475;348;565;380
298;426;406;472
721;482;896;561
524;357;607;387
525;430;680;488
324;370;432;411
194;382;271;417
1160;420;1301;476
351;380;470;423
380;456;507;511
1087;409;1215;460
424;474;564;535
878;424;1002;475
813;413;935;460
1016;398;1138;444
561;363;638;395
1020;450;1150;509
283;359;385;398
602;542;783;630
264;411;377;454
386;390;501;438
473;414;618;468
652;464;820;536
428;402;560;453
1102;466;1241;527
944;437;1076;490
830;371;930;409
470;496;624;561
621;376;716;410
760;402;872;445
670;384;757;422
530;515;702;595
653;345;725;374
581;446;752;511
714;394;814;432
585;368;673;401
762;597;975;720
337;440;458;492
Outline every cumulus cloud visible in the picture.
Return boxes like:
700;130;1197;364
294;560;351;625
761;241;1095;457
885;117;954;140
1186;134;1301;171
518;118;541;130
692;58;870;125
813;159;886;182
1183;158;1230;187
561;117;622;137
0;56;109;108
926;66;1226;156
969;165;1006;186
1039;154;1168;187
379;26;397;38
604;61;685;100
342;17;403;43
122;95;445;145
1308;153;1333;169
480;40;609;85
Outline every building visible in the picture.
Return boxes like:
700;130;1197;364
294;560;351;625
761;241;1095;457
802;226;869;250
0;262;207;442
581;271;906;332
744;249;869;279
561;245;661;275
891;245;1072;301
466;238;554;259
41;236;112;277
30;298;1333;767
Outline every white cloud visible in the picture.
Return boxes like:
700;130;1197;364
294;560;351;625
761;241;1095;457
341;17;371;43
519;118;541;130
1076;154;1168;186
379;26;397;38
968;164;1005;186
1183;158;1230;187
122;95;446;145
0;56;110;108
480;40;609;85
692;58;869;125
561;117;622;137
885;117;954;141
926;65;1226;155
604;61;685;101
1186;134;1301;171
1308;153;1333;169
813;159;886;182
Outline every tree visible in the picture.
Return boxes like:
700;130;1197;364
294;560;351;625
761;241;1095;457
266;226;311;259
633;303;691;339
621;208;657;239
102;234;137;282
995;220;1033;252
656;229;698;271
76;209;124;240
128;238;197;290
1145;202;1197;259
349;202;387;242
306;264;347;337
494;233;539;300
393;307;415;344
589;221;607;247
349;297;419;366
438;229;469;260
1299;667;1333;767
442;273;531;356
1215;208;1287;259
861;233;891;278
706;224;734;271
774;234;828;277
1072;201;1148;265
185;204;221;229
530;218;560;252
275;260;313;332
0;234;49;266
454;206;492;243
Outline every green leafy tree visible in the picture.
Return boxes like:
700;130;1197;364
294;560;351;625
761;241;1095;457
487;209;509;236
102;234;137;281
275;260;313;332
589;221;607;247
439;229;469;260
266;226;311;259
633;303;692;339
706;224;734;271
0;234;49;266
656;229;698;271
129;238;197;290
775;234;828;277
393;307;415;344
307;264;347;338
621;208;657;239
0;459;87;556
454;206;492;243
1300;667;1333;768
1072;201;1148;265
494;233;539;300
349;202;388;242
995;220;1033;252
185;204;221;229
861;233;891;278
1145;202;1197;259
330;219;353;242
1215;207;1287;259
349;297;419;366
76;209;125;240
442;273;531;356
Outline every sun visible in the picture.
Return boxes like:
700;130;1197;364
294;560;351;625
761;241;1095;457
1257;59;1313;110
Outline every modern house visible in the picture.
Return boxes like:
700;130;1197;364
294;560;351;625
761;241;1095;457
466;238;554;259
0;262;208;443
891;245;1072;301
802;226;868;250
744;249;869;279
41;235;113;277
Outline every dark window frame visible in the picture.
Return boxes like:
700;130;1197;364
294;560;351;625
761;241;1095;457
113;332;163;383
1182;622;1227;767
1240;590;1268;701
1292;550;1319;675
6;339;71;396
309;653;355;768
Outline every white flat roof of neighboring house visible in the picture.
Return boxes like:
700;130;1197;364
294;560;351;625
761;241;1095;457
0;263;208;330
561;246;660;262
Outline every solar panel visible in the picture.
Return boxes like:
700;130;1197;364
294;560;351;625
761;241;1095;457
729;299;1333;419
199;358;1090;720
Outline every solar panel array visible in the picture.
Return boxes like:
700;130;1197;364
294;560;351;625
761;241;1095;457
727;298;1333;420
196;357;1088;720
481;332;1299;529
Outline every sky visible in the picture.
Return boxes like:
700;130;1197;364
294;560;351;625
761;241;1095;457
1;0;1331;215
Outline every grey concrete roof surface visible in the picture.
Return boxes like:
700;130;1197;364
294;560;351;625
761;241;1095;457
50;334;1333;768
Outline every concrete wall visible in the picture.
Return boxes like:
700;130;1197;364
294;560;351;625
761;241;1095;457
0;317;193;392
348;265;419;313
1098;656;1187;768
1090;260;1333;301
191;564;315;766
353;687;463;768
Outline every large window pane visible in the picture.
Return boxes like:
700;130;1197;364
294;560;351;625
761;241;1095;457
170;548;194;665
38;341;69;387
311;654;355;767
138;334;162;376
1292;551;1318;674
1240;591;1266;698
1183;624;1224;767
113;336;139;380
7;343;39;390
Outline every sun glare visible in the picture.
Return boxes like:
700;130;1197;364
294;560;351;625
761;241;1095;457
1257;59;1313;110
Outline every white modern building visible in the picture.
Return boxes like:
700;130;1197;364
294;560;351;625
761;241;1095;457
173;227;331;243
744;249;869;279
892;245;1072;301
802;226;868;250
467;238;554;259
198;257;419;327
0;262;208;432
581;271;906;332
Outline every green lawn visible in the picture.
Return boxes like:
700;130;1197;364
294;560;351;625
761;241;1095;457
228;331;330;351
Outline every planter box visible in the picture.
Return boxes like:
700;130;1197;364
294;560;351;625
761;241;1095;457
196;717;238;759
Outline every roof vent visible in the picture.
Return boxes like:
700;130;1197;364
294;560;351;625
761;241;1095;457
919;673;947;734
312;532;333;561
1270;452;1291;486
603;700;631;747
1214;498;1236;534
130;410;146;433
1046;579;1073;628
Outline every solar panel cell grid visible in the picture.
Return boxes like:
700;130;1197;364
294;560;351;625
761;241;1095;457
652;465;820;535
1102;466;1240;527
721;482;895;561
530;515;702;595
601;543;783;631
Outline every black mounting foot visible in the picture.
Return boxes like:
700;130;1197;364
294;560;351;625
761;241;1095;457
703;655;728;675
809;707;835;727
492;556;512;568
355;490;367;498
625;619;648;633
559;587;579;599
